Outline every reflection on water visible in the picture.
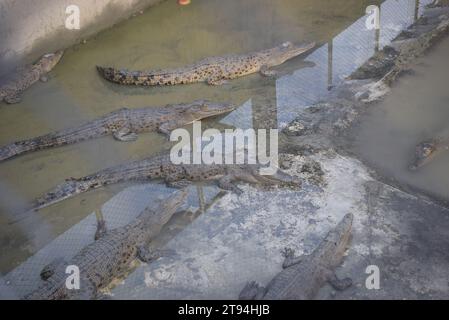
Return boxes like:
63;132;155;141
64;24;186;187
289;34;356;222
349;36;449;201
276;0;433;126
1;184;224;298
0;0;432;273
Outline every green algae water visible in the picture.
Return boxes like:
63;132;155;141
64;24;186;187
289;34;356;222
0;0;389;273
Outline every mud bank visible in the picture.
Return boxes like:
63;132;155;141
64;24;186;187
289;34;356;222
0;0;165;77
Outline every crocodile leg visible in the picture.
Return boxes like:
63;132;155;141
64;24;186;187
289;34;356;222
220;169;297;194
158;120;186;136
328;273;352;291
4;93;22;104
40;75;49;82
234;170;290;189
260;65;277;77
136;246;157;262
94;210;108;240
197;185;205;213
40;257;66;280
136;247;176;263
239;281;266;300
165;172;192;188
218;175;243;194
254;169;301;187
113;127;138;142
166;180;192;189
281;247;303;268
233;171;260;184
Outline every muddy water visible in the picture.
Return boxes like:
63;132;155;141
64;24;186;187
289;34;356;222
349;37;449;201
0;0;381;273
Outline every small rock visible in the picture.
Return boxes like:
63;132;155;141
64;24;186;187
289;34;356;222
298;160;326;186
355;90;370;101
279;154;294;170
286;120;307;136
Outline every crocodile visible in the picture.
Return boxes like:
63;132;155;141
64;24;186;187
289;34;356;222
409;127;449;170
97;41;315;86
33;154;301;210
24;189;187;300
0;51;64;104
0;100;235;162
239;213;353;300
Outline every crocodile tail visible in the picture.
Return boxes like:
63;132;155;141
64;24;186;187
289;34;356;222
0;142;33;162
139;189;188;235
0;120;112;162
97;66;121;83
0;139;61;162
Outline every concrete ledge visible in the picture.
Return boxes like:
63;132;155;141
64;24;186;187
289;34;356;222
0;0;165;77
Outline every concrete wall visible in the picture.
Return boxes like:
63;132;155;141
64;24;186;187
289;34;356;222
0;0;165;77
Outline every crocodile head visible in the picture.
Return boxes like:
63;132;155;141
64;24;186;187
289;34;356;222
34;178;88;210
178;100;236;120
264;41;316;67
323;213;353;265
409;140;438;171
252;168;302;188
37;50;64;72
